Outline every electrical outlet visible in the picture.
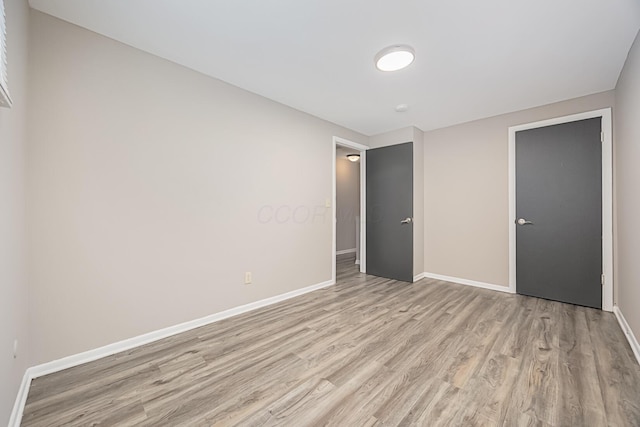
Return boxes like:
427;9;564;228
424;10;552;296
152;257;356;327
244;272;252;284
13;339;18;359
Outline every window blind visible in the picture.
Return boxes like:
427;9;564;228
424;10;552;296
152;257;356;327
0;0;12;108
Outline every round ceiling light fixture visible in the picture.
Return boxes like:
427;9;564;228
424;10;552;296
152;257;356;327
375;45;415;72
346;154;360;162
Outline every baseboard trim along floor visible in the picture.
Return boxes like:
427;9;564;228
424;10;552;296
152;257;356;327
336;248;357;255
8;367;32;427
421;272;514;294
614;305;640;366
8;278;336;427
19;257;640;425
12;271;640;425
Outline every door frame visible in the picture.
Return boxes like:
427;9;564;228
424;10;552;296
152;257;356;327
332;136;369;283
508;108;613;311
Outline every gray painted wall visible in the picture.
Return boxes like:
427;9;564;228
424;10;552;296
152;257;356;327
27;11;367;365
615;28;640;342
0;0;29;424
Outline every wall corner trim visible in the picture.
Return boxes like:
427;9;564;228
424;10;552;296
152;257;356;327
7;278;336;426
413;273;425;282
613;305;640;366
422;272;514;294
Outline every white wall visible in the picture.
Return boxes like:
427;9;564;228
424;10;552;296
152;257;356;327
0;0;29;423
27;11;366;365
335;148;360;252
615;29;640;342
423;91;615;287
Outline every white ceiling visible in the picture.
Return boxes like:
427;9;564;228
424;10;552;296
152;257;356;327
29;0;640;136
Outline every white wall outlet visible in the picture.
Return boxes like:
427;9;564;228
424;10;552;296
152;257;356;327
325;198;331;208
13;339;18;359
244;272;252;284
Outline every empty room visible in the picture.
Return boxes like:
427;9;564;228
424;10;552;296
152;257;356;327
2;0;640;425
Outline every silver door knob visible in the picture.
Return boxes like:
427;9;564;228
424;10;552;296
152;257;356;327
401;217;413;224
517;218;533;226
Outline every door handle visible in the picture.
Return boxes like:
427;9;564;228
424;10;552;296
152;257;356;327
517;218;533;226
401;217;413;225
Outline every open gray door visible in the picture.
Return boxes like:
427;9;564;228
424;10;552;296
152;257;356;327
366;142;413;282
516;118;602;308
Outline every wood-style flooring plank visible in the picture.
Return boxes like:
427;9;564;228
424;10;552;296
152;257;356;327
22;254;640;426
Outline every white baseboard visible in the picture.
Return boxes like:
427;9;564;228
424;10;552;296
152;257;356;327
613;305;640;366
413;273;425;282
422;272;514;294
7;278;335;427
8;367;33;427
336;248;356;255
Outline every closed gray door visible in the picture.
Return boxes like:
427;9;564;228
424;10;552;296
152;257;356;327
366;142;413;282
516;118;602;308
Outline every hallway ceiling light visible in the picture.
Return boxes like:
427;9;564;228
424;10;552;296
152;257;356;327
347;154;360;162
375;45;415;72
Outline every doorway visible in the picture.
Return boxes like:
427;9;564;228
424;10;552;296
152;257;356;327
508;109;613;311
332;137;368;284
336;147;361;262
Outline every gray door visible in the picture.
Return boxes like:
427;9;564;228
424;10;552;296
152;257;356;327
366;142;413;282
516;118;602;308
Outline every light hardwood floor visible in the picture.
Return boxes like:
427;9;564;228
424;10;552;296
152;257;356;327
22;255;640;426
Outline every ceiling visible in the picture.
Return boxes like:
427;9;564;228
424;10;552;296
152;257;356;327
29;0;640;136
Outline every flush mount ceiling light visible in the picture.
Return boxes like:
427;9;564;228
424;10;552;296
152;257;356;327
346;154;360;162
375;45;415;72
